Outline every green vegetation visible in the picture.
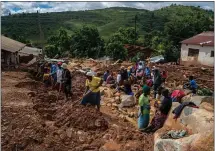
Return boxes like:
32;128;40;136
2;5;214;61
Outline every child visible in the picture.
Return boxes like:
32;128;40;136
138;85;151;130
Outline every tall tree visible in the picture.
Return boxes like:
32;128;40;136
70;26;105;58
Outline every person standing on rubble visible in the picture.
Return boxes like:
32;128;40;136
81;71;103;111
50;62;58;89
55;62;63;92
142;89;172;133
43;62;51;87
144;65;151;79
61;63;73;101
138;85;150;130
153;69;162;99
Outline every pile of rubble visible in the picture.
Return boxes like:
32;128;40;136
156;64;214;90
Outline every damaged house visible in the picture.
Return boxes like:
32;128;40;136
1;35;42;68
1;35;26;68
180;31;214;67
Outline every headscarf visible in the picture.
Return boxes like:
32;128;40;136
86;71;94;77
143;85;150;94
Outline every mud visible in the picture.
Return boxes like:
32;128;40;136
2;71;154;151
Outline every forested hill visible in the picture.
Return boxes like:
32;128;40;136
2;5;213;45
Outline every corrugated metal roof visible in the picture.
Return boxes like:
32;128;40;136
1;35;26;53
19;46;42;56
181;31;214;46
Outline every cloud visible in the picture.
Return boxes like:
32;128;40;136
1;2;214;16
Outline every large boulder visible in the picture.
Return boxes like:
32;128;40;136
119;95;136;108
154;97;214;151
154;134;200;151
182;95;213;106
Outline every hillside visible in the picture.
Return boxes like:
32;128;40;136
1;5;214;45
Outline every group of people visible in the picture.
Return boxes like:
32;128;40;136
36;61;72;100
101;60;198;133
36;59;198;133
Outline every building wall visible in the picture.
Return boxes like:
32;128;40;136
181;44;214;66
1;50;19;66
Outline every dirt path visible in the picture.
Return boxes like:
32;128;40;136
2;71;154;151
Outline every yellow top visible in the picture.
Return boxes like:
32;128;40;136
43;74;50;80
86;76;101;92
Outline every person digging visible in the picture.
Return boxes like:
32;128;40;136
81;71;103;112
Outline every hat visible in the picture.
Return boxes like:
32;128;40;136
121;66;125;69
58;62;62;65
86;71;94;77
62;63;67;69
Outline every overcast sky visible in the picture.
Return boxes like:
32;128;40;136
1;2;214;16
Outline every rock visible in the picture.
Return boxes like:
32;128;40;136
99;141;121;151
66;128;74;138
27;91;36;97
154;134;200;151
106;103;112;107
183;96;213;106
112;103;118;108
199;102;214;112
114;97;120;102
103;134;112;142
119;95;135;108
124;141;140;150
110;99;115;103
103;88;114;98
114;93;121;97
190;132;214;151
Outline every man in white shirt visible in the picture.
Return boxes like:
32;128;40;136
55;62;63;92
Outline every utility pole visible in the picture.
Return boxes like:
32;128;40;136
37;10;45;59
134;14;137;46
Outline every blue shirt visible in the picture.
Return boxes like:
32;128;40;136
51;64;57;75
190;80;197;89
145;67;151;76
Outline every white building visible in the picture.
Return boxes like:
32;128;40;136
180;31;214;67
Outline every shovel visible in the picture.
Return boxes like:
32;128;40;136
72;89;94;106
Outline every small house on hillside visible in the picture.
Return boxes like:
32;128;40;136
124;44;154;60
1;35;26;68
180;31;214;67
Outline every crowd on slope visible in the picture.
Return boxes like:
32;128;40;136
36;59;198;133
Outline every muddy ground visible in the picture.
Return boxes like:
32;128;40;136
1;71;153;151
